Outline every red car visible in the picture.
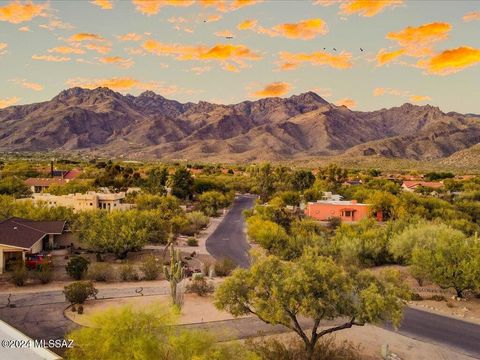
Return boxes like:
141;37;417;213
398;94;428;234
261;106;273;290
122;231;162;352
25;254;52;270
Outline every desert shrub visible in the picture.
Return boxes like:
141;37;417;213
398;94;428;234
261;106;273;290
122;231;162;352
187;237;198;246
214;258;236;277
11;262;29;286
120;263;139;281
186;277;214;296
64;281;98;305
246;337;363;360
428;294;446;302
141;255;161;280
88;263;113;282
66;256;89;280
36;263;53;284
411;293;423;301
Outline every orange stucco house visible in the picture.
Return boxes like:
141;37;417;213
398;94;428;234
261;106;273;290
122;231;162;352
304;199;382;222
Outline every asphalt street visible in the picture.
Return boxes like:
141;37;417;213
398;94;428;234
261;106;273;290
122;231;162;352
205;194;256;268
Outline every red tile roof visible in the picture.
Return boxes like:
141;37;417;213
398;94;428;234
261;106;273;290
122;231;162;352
402;181;444;189
24;178;69;187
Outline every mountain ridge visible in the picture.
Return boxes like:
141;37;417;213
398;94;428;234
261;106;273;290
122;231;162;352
0;87;479;162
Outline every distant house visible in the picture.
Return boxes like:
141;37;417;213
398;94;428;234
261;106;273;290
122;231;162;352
27;191;133;212
0;217;66;273
305;199;382;222
25;168;82;193
401;181;444;192
24;178;71;194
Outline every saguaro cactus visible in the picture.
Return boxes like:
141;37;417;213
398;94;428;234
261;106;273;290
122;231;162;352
163;243;184;308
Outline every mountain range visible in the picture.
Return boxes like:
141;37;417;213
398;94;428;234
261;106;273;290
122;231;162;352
0;87;479;163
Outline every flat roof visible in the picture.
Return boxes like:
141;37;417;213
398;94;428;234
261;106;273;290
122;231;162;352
308;200;370;206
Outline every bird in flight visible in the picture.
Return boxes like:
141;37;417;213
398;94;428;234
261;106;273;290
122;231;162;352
226;36;233;39
360;48;364;52
333;48;337;51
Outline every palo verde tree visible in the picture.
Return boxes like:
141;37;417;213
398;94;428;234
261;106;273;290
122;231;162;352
215;250;409;360
411;231;480;298
169;167;194;200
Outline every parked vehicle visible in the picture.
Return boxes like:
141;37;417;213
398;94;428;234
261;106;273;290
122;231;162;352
25;254;52;270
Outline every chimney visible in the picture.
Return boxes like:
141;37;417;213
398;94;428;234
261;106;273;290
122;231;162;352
50;160;54;177
351;199;357;204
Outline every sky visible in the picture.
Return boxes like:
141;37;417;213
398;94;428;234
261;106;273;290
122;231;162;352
0;0;480;113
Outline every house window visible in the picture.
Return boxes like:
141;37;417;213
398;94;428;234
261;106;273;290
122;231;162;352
343;211;353;217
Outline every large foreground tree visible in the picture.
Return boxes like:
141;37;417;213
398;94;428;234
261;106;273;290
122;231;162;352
215;250;409;360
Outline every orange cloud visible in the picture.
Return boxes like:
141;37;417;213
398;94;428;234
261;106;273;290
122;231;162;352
84;43;112;54
48;46;85;54
32;54;70;62
90;0;113;9
376;48;404;66
10;78;43;91
66;77;179;95
69;33;105;42
417;46;480;75
38;18;74;31
237;19;257;30
316;0;402;17
409;95;431;103
206;14;222;22
118;33;143;42
0;42;7;55
238;18;328;40
18;25;29;31
132;0;194;15
251;82;291;98
386;22;451;56
214;30;234;38
373;87;430;103
142;39;261;69
335;98;356;108
0;1;48;24
272;19;327;39
342;0;402;17
99;56;134;69
278;51;352;70
199;0;260;12
0;96;20;109
463;11;480;22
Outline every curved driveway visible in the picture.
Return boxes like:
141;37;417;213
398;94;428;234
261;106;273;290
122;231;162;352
206;194;256;268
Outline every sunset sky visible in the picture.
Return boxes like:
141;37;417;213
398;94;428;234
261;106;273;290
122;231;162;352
1;0;480;113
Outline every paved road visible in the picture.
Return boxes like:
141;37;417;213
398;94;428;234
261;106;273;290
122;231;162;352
1;286;480;358
206;194;256;268
393;308;480;358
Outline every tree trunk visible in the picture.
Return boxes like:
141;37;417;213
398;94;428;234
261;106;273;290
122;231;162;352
305;340;315;360
456;288;463;298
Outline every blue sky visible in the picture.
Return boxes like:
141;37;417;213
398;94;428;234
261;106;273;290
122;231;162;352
1;0;479;113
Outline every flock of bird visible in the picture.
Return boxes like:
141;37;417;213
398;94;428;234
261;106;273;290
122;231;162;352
202;19;365;52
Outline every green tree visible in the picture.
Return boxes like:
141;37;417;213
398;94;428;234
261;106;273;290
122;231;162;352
288;170;315;192
198;190;230;216
186;211;210;234
75;210;153;258
411;232;480;297
66;305;255;360
169;167;194;200
65;256;89;280
0;176;31;197
254;163;275;202
317;164;348;190
215;251;408;360
63;281;98;306
145;166;168;195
